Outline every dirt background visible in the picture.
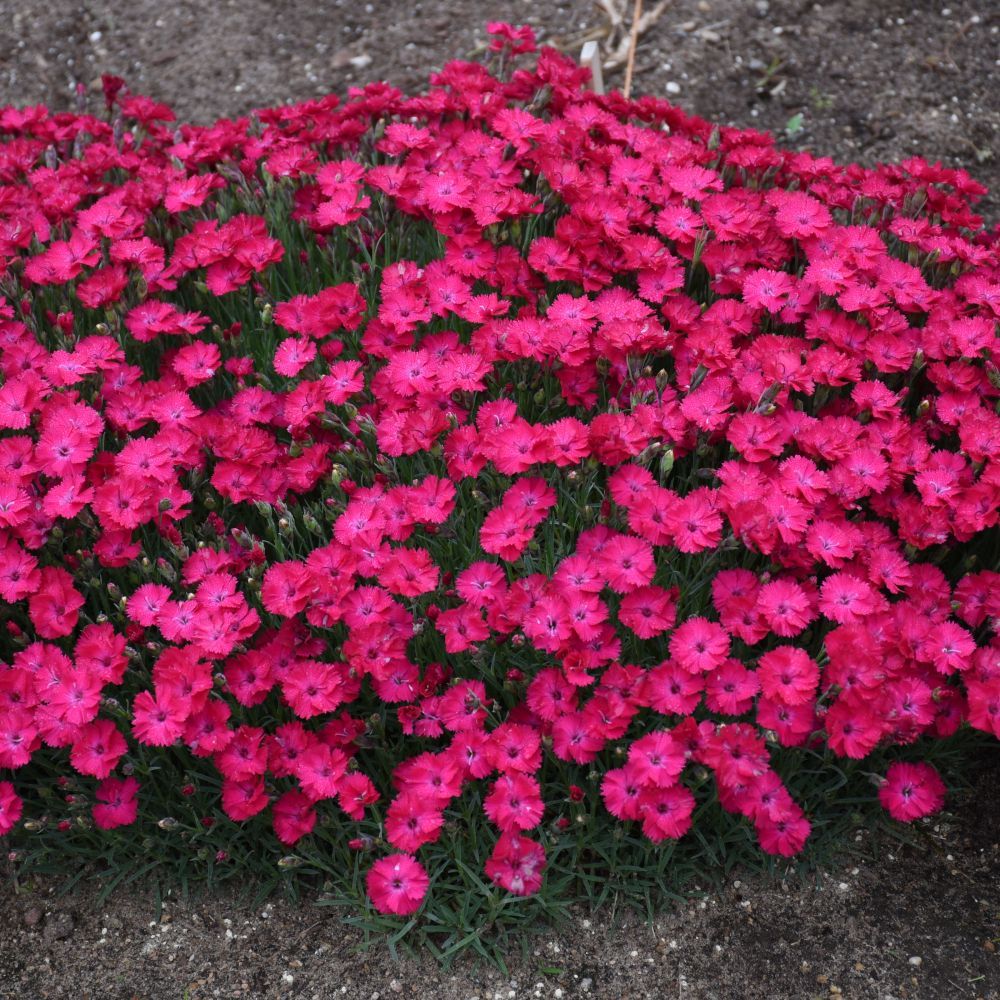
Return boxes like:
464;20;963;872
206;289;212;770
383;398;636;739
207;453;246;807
1;767;998;1000
0;0;997;218
0;1;999;997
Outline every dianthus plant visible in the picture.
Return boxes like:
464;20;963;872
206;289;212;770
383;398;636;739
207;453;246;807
0;23;998;925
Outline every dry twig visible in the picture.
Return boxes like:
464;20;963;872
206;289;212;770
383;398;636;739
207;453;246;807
553;0;670;71
623;0;643;98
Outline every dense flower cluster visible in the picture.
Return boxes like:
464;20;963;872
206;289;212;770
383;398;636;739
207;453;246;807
0;24;998;916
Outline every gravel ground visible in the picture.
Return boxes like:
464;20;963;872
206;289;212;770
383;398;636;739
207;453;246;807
0;1;996;216
0;2;999;998
2;770;999;1000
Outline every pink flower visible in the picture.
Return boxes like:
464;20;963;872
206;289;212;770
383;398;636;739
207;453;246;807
601;765;644;821
367;854;429;915
756;647;820;707
485;834;546;896
0;781;23;835
639;784;696;842
131;689;187;747
221;776;269;821
92;776;140;830
669;618;730;675
618;585;678;639
273;337;317;377
627;731;686;789
878;762;946;822
484;773;545;832
272;790;317;845
756;807;811;856
70;719;127;779
385;792;445;852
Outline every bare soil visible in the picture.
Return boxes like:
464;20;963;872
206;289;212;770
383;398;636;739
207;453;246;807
0;0;996;216
0;1;999;997
1;767;999;999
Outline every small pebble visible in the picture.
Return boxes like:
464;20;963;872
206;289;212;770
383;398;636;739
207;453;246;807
908;956;922;967
42;912;75;946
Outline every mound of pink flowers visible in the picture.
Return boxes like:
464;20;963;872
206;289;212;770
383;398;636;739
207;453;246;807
0;23;998;917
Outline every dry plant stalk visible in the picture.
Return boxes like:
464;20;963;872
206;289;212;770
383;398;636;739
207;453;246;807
623;0;643;98
556;0;668;82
